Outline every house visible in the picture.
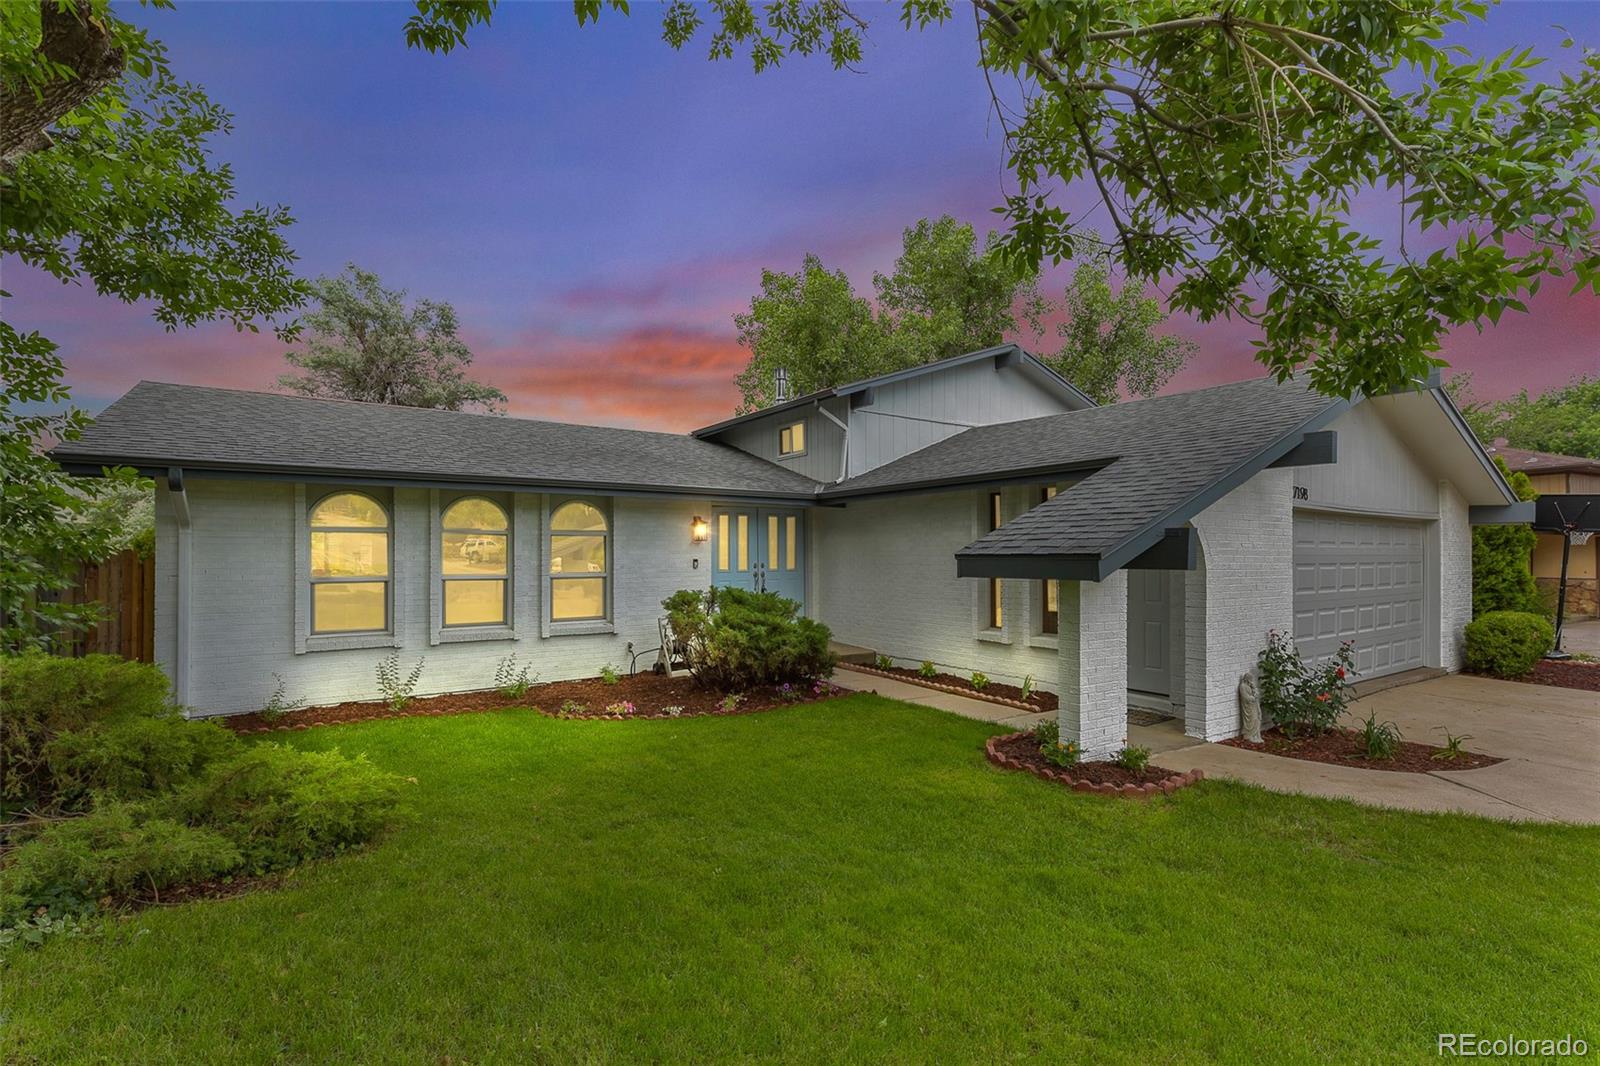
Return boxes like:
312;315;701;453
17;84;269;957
54;344;1531;760
1484;439;1600;619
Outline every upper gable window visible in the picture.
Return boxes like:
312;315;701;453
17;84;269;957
441;497;509;627
309;491;390;634
778;420;806;457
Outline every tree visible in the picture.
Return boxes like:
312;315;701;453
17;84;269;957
2;0;306;648
733;255;889;411
1472;459;1543;618
1041;256;1195;404
279;265;507;413
431;1;1600;402
1450;373;1600;459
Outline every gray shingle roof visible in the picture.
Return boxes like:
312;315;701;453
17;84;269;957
826;375;1345;567
52;382;823;499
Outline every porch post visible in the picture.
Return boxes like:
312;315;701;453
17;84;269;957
1057;572;1129;762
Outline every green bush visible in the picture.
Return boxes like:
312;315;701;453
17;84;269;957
160;744;404;873
1;652;174;809
1257;632;1356;736
1114;746;1152;772
662;588;835;691
46;715;237;810
1471;463;1544;617
1464;610;1553;678
0;804;241;923
1031;718;1079;767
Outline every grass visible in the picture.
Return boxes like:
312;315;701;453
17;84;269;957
5;694;1598;1063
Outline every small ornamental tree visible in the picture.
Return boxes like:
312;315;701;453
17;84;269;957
1471;460;1542;617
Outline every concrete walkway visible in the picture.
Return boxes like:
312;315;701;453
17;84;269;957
1561;618;1600;658
832;666;1599;824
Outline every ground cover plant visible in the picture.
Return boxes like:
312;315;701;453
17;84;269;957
6;695;1596;1062
0;653;404;932
857;660;1058;711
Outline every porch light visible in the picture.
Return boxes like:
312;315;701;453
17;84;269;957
690;516;710;544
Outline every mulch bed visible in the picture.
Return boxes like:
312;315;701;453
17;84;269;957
985;732;1202;798
1222;726;1503;774
224;672;843;734
844;664;1058;712
1512;659;1600;693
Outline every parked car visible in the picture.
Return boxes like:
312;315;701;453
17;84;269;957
459;536;505;564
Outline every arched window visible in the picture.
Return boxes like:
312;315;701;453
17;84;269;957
441;497;510;627
549;500;608;621
309;492;390;634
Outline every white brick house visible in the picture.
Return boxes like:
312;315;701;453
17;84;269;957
57;344;1528;758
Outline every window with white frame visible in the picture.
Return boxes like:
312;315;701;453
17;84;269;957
441;496;510;627
309;491;390;634
778;420;806;456
549;499;608;622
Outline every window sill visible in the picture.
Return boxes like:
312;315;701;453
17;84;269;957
547;620;616;637
976;628;1011;646
1028;633;1059;651
300;632;401;655
434;625;518;645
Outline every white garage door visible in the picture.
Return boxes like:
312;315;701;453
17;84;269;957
1292;513;1425;678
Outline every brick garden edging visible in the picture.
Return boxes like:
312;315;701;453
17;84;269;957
984;733;1205;798
838;663;1047;712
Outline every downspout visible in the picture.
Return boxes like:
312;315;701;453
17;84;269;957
168;467;193;712
817;402;849;483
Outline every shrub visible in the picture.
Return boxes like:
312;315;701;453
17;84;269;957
493;655;537;701
599;664;621;685
1358;712;1403;760
1472;462;1544;617
1;804;241;923
1257;632;1356;736
874;653;893;670
718;692;745;713
1114;746;1151;772
258;673;306;724
662;588;835;691
375;653;424;712
159;744;404;874
45;715;237;810
1032;718;1080;767
969;671;989;691
918;660;937;679
558;699;587;716
1;652;173;808
1464;610;1553;678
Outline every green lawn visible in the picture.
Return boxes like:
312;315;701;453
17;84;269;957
6;695;1597;1063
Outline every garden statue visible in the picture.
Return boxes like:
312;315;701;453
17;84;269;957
1238;671;1263;743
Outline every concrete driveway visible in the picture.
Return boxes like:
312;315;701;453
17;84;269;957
1560;618;1600;658
1149;674;1600;823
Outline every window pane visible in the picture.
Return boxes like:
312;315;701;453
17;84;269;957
442;497;507;531
444;579;506;626
443;531;507;575
786;515;797;570
1046;579;1058;613
767;514;778;569
551;577;605;620
779;427;791;454
551;501;606;531
989;493;1002;532
312;582;386;633
717;514;729;571
793;421;805;452
311;531;389;577
550;534;605;574
737;514;748;571
311;493;386;529
989;578;1002;629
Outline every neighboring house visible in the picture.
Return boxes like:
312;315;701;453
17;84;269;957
55;344;1529;760
1484;439;1600;619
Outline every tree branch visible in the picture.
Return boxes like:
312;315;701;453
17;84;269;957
0;1;126;176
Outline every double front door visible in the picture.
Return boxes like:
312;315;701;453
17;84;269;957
711;508;805;607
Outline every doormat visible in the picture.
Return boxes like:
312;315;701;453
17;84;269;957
1128;708;1176;727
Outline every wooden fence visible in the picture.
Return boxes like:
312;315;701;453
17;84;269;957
41;550;156;662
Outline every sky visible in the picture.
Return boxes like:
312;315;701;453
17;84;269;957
6;0;1598;432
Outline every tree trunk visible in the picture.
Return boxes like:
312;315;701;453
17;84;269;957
0;1;125;176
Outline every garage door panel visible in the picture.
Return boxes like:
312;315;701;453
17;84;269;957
1292;513;1425;679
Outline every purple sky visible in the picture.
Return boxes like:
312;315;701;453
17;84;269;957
8;1;1597;431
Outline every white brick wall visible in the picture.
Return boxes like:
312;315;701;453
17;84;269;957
1184;468;1296;741
1057;573;1128;761
812;488;1063;691
159;478;713;715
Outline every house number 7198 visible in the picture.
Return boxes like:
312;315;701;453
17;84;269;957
1292;485;1309;501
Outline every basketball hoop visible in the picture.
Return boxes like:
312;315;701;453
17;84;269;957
1570;530;1595;547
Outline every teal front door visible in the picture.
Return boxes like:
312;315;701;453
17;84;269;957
711;508;805;608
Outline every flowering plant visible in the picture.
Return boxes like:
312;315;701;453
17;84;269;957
1257;632;1357;737
604;701;636;716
